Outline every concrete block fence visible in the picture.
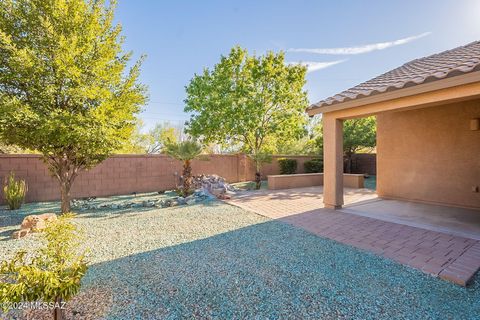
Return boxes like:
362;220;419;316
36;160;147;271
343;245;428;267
0;154;375;204
0;154;314;203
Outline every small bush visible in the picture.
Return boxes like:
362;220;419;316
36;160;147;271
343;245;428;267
3;172;28;210
304;158;323;173
0;213;88;320
278;158;297;174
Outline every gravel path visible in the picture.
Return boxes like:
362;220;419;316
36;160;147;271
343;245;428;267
1;196;479;319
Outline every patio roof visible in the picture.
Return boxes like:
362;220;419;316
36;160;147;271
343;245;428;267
308;40;480;114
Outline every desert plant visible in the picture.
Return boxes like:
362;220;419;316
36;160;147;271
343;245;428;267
304;158;323;173
3;172;27;210
0;213;87;320
278;158;297;174
164;140;204;196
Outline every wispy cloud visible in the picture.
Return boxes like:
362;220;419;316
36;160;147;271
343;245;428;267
288;60;347;73
288;32;432;55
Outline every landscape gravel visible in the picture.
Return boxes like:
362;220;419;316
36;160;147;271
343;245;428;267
1;195;479;319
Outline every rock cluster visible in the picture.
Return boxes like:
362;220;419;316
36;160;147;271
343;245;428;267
70;190;215;211
12;213;57;239
192;175;237;199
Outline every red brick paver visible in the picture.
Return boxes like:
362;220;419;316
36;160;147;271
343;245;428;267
228;189;480;286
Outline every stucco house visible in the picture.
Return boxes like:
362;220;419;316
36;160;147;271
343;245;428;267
308;41;480;210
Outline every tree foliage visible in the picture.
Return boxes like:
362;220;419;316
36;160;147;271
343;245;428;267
0;0;147;212
313;116;376;172
117;121;181;154
0;214;87;320
184;46;308;188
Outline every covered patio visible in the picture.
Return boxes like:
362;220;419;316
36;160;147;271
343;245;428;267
308;42;480;212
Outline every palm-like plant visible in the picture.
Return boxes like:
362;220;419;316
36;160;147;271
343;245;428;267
164;140;203;196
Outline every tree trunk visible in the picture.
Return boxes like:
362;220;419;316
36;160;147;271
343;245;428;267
345;153;353;174
255;171;262;190
60;180;72;214
183;159;193;196
53;298;64;320
254;158;262;190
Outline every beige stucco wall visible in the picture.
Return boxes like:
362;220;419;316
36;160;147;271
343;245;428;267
377;99;480;209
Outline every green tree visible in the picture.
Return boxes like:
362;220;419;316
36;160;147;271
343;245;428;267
0;0;147;213
117;121;181;154
163;140;203;196
0;214;88;320
116;119;151;154
314;116;376;172
0;143;20;154
145;122;179;154
343;117;376;172
185;46;308;189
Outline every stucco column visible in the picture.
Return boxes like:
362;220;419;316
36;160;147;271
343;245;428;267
323;115;344;209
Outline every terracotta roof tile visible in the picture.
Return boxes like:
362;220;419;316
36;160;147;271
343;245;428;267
309;40;480;110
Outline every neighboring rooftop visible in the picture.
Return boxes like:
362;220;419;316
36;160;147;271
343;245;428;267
309;40;480;111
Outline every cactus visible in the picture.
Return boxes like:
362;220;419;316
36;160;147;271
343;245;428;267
3;172;28;210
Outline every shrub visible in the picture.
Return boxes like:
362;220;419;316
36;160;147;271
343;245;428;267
304;158;323;173
3;172;28;210
278;158;297;174
0;213;88;320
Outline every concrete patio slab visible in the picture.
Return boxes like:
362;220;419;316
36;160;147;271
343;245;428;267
342;198;480;240
227;187;480;286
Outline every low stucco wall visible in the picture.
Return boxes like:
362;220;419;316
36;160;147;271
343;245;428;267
377;99;480;209
267;173;364;190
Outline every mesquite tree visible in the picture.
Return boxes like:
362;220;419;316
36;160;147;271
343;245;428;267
0;0;146;213
185;46;308;189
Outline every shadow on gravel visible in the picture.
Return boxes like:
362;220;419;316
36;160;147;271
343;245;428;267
84;219;480;320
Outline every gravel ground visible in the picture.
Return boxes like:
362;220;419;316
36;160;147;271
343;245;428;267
1;195;479;319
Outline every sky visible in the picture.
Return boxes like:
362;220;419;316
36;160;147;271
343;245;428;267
114;0;480;130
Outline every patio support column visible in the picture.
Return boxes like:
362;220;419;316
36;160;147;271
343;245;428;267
323;115;344;209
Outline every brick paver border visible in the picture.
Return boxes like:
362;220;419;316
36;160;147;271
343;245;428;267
227;191;480;286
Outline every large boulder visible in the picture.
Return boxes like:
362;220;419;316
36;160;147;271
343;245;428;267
13;213;58;239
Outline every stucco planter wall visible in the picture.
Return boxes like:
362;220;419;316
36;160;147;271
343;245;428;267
267;173;364;190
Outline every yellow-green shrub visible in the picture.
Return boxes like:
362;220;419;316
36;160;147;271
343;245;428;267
3;172;28;210
0;213;88;320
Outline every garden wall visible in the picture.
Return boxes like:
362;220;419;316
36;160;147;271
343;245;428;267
0;153;376;204
0;154;312;203
350;153;376;175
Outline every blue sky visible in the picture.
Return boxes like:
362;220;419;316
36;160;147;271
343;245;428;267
115;0;480;130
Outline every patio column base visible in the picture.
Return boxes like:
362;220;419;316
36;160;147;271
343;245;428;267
324;204;342;210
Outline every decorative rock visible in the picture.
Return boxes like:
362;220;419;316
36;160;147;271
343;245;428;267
186;198;196;205
12;229;30;239
217;194;231;200
13;213;58;239
20;213;57;232
191;175;237;199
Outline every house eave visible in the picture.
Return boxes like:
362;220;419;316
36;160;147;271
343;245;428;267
307;71;480;116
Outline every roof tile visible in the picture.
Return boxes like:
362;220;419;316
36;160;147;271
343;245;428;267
309;41;480;110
